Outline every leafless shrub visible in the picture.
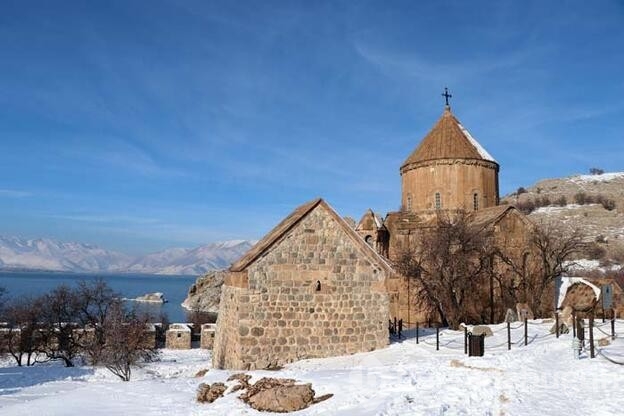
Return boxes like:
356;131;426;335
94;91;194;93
99;302;157;381
516;200;536;214
575;192;587;205
554;195;567;206
589;168;604;175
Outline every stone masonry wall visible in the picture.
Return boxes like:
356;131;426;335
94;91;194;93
212;285;244;368
213;204;389;370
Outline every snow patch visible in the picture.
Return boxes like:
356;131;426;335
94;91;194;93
533;204;587;214
569;172;624;184
457;122;497;163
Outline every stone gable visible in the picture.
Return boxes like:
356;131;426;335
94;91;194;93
212;200;390;370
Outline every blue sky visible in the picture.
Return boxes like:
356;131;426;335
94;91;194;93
1;1;623;254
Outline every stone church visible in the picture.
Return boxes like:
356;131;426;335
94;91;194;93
213;100;532;370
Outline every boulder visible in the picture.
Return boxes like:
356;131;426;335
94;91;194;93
239;377;332;413
196;382;227;403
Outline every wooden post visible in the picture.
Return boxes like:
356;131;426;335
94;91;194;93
572;310;576;338
507;321;511;350
589;312;595;359
436;326;439;351
555;311;560;338
416;322;419;344
612;312;616;341
464;326;468;355
524;317;528;346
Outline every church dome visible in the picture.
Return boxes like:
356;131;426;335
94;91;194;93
400;104;499;212
401;107;497;172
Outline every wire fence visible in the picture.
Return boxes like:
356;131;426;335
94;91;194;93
393;317;624;362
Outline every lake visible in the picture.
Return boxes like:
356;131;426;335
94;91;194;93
0;271;198;322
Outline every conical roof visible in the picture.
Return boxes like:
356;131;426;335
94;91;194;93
402;107;496;169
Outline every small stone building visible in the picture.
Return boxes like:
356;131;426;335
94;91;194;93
165;323;191;349
212;198;393;370
200;323;216;349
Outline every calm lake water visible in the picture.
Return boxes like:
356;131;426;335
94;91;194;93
0;271;198;322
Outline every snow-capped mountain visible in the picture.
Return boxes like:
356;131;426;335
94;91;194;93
124;240;254;275
0;236;254;275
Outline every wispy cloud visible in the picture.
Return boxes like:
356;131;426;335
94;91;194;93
48;214;161;225
0;189;32;198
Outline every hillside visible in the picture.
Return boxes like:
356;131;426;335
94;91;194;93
501;171;624;262
0;236;253;275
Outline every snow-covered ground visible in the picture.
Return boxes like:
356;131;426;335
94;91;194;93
2;320;624;415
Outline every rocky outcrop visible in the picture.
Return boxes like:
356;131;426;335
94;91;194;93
134;292;166;303
182;271;227;313
196;382;227;403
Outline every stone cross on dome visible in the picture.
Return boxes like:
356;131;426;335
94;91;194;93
441;87;452;107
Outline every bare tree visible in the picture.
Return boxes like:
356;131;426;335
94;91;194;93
529;220;585;314
73;280;119;365
495;220;584;316
99;302;157;381
395;210;496;329
39;285;83;367
2;296;46;366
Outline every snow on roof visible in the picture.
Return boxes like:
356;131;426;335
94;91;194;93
456;121;497;163
569;172;624;184
556;276;601;309
168;323;191;332
373;212;383;229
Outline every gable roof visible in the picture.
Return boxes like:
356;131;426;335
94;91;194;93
230;198;394;274
402;107;497;169
355;209;385;232
470;204;533;231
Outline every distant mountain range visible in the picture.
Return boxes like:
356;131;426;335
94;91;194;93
0;236;254;276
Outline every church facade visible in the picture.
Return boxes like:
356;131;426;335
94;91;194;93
213;101;533;369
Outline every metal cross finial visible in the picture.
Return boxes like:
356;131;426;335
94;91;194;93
442;87;452;107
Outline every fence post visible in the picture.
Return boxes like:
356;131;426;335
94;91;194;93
507;321;511;350
611;312;616;341
524;317;528;346
416;322;419;344
464;326;468;355
555;311;560;338
572;310;576;338
436;326;439;351
589;312;595;359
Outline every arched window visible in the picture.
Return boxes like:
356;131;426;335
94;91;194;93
315;280;321;292
473;193;479;211
365;235;373;246
435;192;442;210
